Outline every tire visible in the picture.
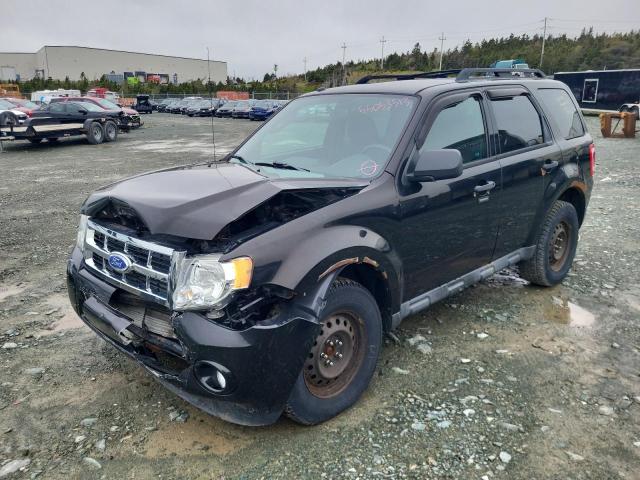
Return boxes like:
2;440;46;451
285;278;382;425
520;200;579;287
86;121;104;145
28;138;43;144
103;121;118;142
0;111;18;127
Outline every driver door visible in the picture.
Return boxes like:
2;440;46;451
396;91;503;300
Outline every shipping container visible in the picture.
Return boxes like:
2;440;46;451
553;69;640;111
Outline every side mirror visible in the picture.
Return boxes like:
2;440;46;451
406;149;463;183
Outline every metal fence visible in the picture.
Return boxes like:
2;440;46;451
131;91;301;102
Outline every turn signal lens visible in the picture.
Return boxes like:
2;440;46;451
231;257;253;289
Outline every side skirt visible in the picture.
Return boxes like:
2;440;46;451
391;246;535;329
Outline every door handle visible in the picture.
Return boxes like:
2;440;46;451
474;181;496;193
542;160;559;172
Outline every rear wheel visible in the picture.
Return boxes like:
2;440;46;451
103;121;118;142
86;121;104;144
520;200;579;286
285;279;382;425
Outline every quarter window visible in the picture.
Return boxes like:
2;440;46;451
537;89;584;139
422;96;487;164
490;95;544;154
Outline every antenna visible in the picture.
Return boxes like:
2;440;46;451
206;47;217;163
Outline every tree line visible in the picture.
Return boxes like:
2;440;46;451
11;29;640;96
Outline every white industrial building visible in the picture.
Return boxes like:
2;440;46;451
0;46;227;84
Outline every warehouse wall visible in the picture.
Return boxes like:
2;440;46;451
0;52;39;80
0;46;227;83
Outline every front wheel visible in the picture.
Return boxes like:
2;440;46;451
285;279;382;425
520;200;579;286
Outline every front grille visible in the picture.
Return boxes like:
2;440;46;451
110;292;176;339
84;220;176;304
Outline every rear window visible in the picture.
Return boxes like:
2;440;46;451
490;95;544;154
537;88;585;140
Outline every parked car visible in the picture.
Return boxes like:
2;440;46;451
67;68;593;426
186;99;222;117
0;98;28;126
231;100;256;119
7;100;128;144
619;101;639;117
215;100;237;117
50;96;142;128
248;100;281;120
133;94;153;114
156;99;175;113
1;97;40;117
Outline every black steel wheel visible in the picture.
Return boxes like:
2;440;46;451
520;200;579;286
286;279;382;425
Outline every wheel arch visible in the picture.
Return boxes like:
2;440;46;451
557;186;586;226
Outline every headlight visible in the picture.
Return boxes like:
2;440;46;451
76;215;89;252
172;255;253;311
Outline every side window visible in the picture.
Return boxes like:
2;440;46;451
48;102;65;113
537;89;585;139
66;103;84;114
490;95;544;154
582;79;598;103
422;96;487;164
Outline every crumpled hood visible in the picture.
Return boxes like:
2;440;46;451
82;163;366;240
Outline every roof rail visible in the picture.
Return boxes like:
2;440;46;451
356;69;462;84
456;68;546;80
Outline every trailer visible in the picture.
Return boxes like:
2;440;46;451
553;69;640;112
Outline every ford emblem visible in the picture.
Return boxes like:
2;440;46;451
108;252;132;273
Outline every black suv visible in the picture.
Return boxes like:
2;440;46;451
67;68;594;426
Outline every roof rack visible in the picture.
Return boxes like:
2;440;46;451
355;68;546;84
356;69;462;84
457;68;546;80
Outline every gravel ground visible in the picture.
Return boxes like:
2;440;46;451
0;114;638;480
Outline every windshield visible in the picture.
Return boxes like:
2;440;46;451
223;101;237;109
8;99;38;109
0;99;15;109
95;98;119;109
75;102;104;112
232;93;417;179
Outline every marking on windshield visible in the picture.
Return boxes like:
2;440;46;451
358;97;413;114
360;160;380;177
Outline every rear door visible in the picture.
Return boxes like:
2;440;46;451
485;87;563;257
396;90;503;299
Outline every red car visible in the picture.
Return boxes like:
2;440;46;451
49;96;142;128
1;97;40;117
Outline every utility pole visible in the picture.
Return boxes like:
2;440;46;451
438;32;446;70
303;57;307;81
341;43;347;85
540;17;548;68
206;47;216;161
380;36;387;70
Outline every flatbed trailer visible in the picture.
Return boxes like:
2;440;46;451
0;116;129;145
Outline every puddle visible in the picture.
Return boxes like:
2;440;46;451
545;297;596;327
0;284;27;303
35;293;84;336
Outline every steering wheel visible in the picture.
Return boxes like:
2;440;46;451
362;144;391;160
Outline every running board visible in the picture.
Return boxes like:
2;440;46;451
391;246;535;328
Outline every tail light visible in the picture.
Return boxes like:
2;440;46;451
589;143;596;176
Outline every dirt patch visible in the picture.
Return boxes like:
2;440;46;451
0;283;27;303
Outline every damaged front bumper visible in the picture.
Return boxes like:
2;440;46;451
66;246;319;426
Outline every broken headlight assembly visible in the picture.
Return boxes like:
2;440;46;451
76;214;89;252
171;255;253;311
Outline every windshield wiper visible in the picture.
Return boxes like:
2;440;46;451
253;161;310;172
229;154;250;164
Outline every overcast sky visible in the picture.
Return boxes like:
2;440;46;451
3;0;639;79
